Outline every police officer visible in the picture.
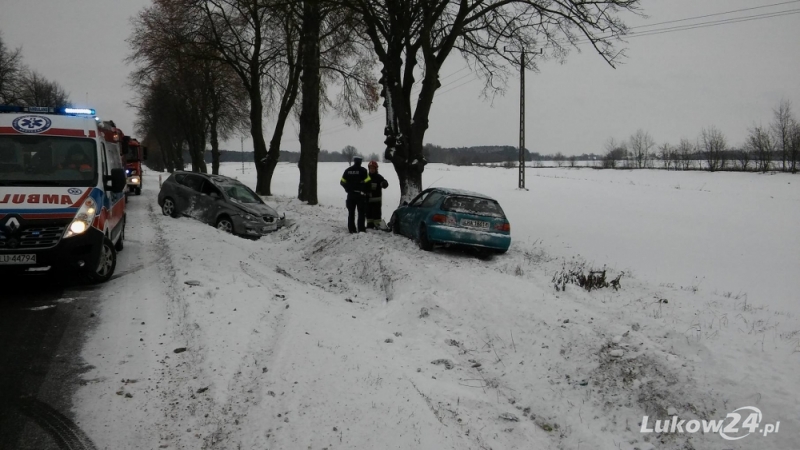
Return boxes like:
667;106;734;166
365;160;389;229
340;156;371;233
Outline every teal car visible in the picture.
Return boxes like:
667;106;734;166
389;188;511;254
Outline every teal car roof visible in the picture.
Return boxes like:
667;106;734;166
432;187;497;201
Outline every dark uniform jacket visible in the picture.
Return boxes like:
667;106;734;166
340;165;371;195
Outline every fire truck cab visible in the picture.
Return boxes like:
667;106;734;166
0;106;127;282
121;136;146;195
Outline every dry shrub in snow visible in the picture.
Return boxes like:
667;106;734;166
552;259;623;292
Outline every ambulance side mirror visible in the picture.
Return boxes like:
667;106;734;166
143;146;148;160
108;168;127;193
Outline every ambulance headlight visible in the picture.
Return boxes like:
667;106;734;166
64;198;98;238
69;221;88;235
130;177;140;184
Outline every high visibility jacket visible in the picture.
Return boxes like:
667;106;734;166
340;164;370;194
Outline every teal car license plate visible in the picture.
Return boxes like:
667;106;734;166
461;219;489;229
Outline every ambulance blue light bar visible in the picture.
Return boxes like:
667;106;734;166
0;105;96;115
63;108;96;115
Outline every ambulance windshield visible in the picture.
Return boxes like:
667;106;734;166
0;136;98;187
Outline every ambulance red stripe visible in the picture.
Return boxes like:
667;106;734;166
0;126;96;137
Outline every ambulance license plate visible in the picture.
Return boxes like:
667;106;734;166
0;254;36;265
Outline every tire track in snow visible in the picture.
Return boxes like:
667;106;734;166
14;397;97;450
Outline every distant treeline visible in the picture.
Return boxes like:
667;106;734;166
201;149;351;164
203;146;549;166
423;144;537;165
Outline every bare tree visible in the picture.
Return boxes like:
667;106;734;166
128;1;249;174
771;99;794;172
16;70;70;108
554;152;565;168
341;145;358;163
736;145;752;171
295;1;377;204
669;143;680;170
700;126;727;172
0;33;24;104
134;80;187;172
629;129;654;169
677;138;694;170
790;120;800;173
345;0;642;202
658;142;672;170
747;124;774;173
188;0;302;194
602;137;625;169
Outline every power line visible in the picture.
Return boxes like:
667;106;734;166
627;9;800;39
287;3;800;143
575;5;800;44
630;0;800;31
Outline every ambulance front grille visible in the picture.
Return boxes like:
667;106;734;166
20;226;66;248
0;225;66;250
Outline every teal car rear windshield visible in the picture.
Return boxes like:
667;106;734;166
441;195;505;218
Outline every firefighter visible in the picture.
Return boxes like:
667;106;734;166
365;160;389;229
340;156;371;233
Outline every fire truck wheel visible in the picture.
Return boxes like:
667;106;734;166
87;237;117;283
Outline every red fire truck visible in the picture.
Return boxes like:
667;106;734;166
121;136;146;195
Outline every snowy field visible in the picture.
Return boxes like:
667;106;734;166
221;162;800;315
72;163;799;450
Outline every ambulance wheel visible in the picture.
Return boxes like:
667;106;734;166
114;221;125;252
87;238;116;283
162;197;178;218
129;186;135;194
135;187;141;195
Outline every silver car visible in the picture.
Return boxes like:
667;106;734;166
157;171;285;238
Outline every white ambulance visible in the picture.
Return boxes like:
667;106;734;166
0;106;127;282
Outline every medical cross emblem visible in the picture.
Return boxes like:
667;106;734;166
11;115;52;134
20;118;44;129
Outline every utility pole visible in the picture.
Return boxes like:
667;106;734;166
518;50;525;189
504;47;540;190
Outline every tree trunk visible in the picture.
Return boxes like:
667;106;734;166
298;0;321;205
188;134;207;173
250;89;274;195
210;115;220;175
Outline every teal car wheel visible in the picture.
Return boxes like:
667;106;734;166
417;224;433;251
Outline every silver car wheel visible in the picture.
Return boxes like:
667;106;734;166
217;218;234;233
162;198;175;216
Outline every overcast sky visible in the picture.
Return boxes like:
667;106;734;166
1;0;798;157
